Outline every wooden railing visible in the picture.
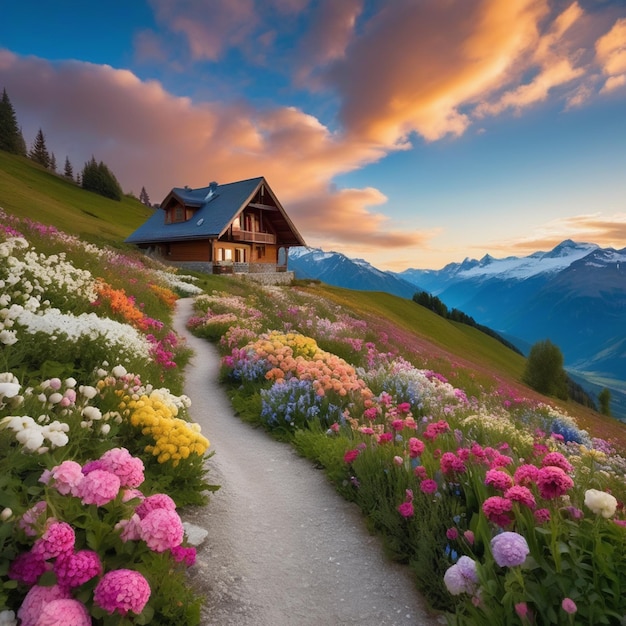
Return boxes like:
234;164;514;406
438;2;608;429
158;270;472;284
231;229;276;244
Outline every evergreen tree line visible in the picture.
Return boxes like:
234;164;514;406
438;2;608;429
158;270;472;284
412;290;611;415
0;87;151;205
412;290;524;355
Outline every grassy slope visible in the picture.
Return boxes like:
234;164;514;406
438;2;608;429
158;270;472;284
2;151;625;446
0;151;151;244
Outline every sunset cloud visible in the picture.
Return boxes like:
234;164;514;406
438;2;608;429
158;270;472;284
483;213;626;257
596;17;626;92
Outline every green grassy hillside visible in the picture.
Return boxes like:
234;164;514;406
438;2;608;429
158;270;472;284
2;150;625;445
0;150;151;244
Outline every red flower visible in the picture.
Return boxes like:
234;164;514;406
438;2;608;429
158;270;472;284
343;449;360;464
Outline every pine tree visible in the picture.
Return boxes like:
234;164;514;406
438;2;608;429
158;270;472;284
64;156;74;180
17;127;27;156
50;151;57;172
598;388;611;416
139;186;151;207
81;156;123;201
0;88;24;154
29;128;50;168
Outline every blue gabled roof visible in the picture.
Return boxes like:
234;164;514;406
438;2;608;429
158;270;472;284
125;177;265;244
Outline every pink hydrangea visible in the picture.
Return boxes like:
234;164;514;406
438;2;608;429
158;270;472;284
18;501;48;537
116;513;142;542
485;469;514;491
536;466;573;500
542;451;574;474
513;463;540;487
8;550;47;585
36;599;91;626
17;585;69;626
420;479;438;495
99;447;145;488
139;508;184;552
49;461;84;496
504;485;536;508
76;469;121;506
81;459;106;474
491;531;529;567
135;493;177;519
94;569;151;616
440;452;466;475
32;521;75;560
482;496;513;527
170;545;197;567
53;549;102;588
122;488;145;503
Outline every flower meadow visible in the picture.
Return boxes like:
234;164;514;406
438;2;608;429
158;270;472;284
188;284;626;625
0;208;215;625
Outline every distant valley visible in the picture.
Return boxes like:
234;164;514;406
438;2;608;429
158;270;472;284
288;241;626;418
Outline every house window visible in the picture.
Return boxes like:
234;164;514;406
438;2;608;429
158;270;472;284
217;248;232;262
174;206;184;222
235;248;245;262
256;245;265;259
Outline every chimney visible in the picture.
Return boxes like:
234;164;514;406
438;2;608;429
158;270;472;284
209;181;218;192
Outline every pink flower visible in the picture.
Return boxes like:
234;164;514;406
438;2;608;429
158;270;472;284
36;599;91;626
393;455;404;466
424;420;450;440
397;501;414;518
440;452;466;475
343;449;360;464
49;461;84;496
534;508;551;524
515;602;529;619
94;569;151;616
414;465;427;480
504;485;536;508
17;585;70;626
542;452;573;474
139;508;184;552
482;496;513;527
99;447;145;488
76;469;121;506
463;530;475;545
363;407;378;420
359;427;375;435
135;494;177;519
485;469;514;491
377;432;393;444
409;437;426;459
446;527;459;540
171;545;197;566
561;598;577;614
391;419;405;431
536;466;573;499
121;488;145;503
54;550;102;588
420;479;438;495
81;459;106;474
32;521;75;560
397;402;411;413
8;551;47;585
513;464;540;486
18;501;47;537
116;513;142;542
489;454;514;469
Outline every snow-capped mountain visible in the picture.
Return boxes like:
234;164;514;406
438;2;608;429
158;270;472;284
288;246;419;299
289;241;626;417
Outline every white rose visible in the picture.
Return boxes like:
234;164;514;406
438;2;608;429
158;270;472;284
584;489;617;518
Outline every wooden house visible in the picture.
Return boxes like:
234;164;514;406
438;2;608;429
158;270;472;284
125;176;306;274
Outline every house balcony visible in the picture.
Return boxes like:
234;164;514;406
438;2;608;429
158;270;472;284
231;229;276;244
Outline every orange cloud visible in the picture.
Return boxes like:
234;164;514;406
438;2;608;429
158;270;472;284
596;17;626;92
0;49;428;253
483;213;626;256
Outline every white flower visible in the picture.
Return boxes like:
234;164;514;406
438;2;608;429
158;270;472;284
48;392;63;404
0;608;17;626
100;424;111;435
82;406;102;421
0;330;17;345
15;427;45;451
584;489;617;518
0;381;20;398
64;377;77;388
79;385;98;399
0;508;13;521
112;365;128;378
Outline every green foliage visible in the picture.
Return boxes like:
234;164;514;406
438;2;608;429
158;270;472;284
523;339;568;400
81;156;124;201
599;388;611;416
0;88;25;155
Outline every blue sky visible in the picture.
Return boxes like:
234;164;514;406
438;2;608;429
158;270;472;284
1;0;625;270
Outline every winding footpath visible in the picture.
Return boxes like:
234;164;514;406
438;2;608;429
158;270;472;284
173;298;442;626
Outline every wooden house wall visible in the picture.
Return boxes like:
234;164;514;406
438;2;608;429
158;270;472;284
166;240;212;261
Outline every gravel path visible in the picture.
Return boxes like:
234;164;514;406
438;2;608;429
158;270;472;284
173;298;442;626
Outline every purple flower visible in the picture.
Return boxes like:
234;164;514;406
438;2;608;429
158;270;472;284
8;551;47;585
491;532;529;567
443;556;479;595
94;568;151;616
